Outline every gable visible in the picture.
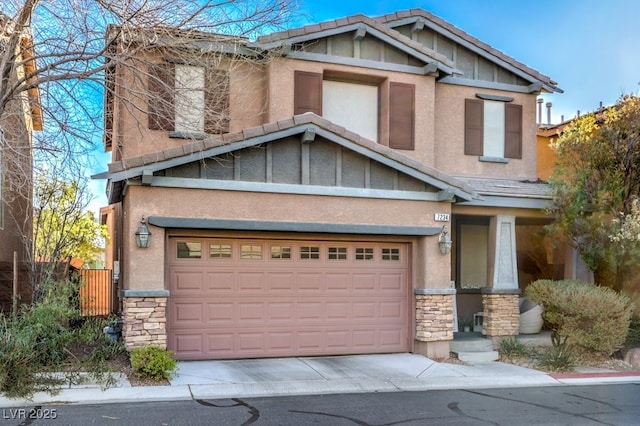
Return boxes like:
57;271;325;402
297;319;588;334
376;10;561;94
96;113;476;204
253;15;457;76
159;136;436;193
293;32;427;69
394;24;531;88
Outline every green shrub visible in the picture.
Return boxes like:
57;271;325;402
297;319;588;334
499;336;529;359
0;280;121;398
537;344;574;372
0;280;81;398
525;279;632;356
130;346;177;380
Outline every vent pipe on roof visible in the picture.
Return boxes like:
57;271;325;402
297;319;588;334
546;102;552;125
537;98;543;124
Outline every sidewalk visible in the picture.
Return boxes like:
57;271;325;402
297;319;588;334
1;353;639;407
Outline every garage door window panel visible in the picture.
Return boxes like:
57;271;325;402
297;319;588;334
355;247;374;260
328;247;348;260
301;246;320;259
177;242;202;259
241;245;262;259
210;244;232;258
271;246;292;259
382;248;400;261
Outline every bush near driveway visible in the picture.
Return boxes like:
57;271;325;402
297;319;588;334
0;280;122;398
525;279;632;356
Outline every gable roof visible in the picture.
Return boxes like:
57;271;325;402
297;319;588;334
94;112;477;204
251;13;459;76
376;9;561;94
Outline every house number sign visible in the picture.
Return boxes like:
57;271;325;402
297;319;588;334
434;213;450;222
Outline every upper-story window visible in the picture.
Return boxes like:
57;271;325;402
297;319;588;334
294;71;414;150
464;97;522;161
148;62;229;135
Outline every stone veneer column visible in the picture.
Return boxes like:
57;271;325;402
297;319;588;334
481;288;520;338
121;290;169;350
414;288;456;360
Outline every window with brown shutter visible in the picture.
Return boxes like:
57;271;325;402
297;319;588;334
464;98;484;156
148;62;230;134
148;62;175;131
389;82;415;150
465;98;522;159
504;103;522;159
205;69;230;134
294;71;322;115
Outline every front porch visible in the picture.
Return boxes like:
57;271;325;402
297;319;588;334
450;331;553;363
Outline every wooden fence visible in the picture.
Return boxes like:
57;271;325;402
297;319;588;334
79;269;115;316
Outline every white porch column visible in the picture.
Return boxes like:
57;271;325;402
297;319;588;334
488;215;519;290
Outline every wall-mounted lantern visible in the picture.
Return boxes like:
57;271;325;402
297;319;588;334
438;225;453;255
135;216;151;248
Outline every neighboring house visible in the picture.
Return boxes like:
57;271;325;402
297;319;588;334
97;9;565;360
0;13;42;311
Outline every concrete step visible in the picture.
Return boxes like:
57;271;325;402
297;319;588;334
454;350;500;364
450;334;494;353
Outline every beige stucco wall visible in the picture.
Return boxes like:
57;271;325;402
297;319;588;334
434;84;539;179
265;57;437;167
121;185;452;293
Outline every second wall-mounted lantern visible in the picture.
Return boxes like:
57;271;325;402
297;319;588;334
438;225;453;255
135;216;152;248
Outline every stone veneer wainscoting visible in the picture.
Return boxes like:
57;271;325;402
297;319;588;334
414;288;456;359
481;289;520;337
121;290;169;350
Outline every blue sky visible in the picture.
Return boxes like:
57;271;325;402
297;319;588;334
89;0;640;212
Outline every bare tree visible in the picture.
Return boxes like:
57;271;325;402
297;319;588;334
0;0;297;295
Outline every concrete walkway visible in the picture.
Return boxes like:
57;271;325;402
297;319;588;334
1;353;639;407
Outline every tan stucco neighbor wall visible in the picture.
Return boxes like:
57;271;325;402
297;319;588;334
434;84;539;179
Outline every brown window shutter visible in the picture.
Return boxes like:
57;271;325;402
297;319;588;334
389;82;415;150
464;98;483;155
205;69;230;134
148;62;175;131
504;103;522;159
294;71;322;115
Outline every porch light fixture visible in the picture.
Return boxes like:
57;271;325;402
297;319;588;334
438;225;453;255
135;216;151;248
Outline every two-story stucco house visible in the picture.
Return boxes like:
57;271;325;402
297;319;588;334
96;9;563;360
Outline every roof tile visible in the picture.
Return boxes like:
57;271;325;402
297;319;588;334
276;117;295;130
162;146;184;159
222;131;244;143
262;122;280;134
242;125;266;139
203;136;224;150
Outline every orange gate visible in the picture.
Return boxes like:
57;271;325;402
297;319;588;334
79;269;115;316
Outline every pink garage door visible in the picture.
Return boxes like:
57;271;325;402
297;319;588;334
168;237;410;360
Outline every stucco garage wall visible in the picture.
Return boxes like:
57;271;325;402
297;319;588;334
121;185;452;293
